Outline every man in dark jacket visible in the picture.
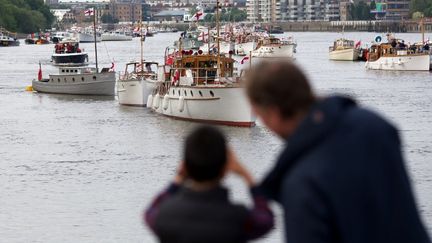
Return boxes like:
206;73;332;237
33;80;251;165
245;60;431;243
144;126;274;243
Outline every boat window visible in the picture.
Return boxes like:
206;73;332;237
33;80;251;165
58;78;60;82
75;70;78;73
72;78;75;82
190;90;193;96
61;70;65;73
184;90;187;96
210;91;214;97
172;90;175;95
199;91;203;97
81;77;85;81
66;70;69;73
93;76;97;80
178;90;180;96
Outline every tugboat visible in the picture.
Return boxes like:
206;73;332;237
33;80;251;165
33;9;116;95
51;37;88;66
329;38;361;61
0;27;20;47
149;1;255;127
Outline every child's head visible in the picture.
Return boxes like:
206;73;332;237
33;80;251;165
183;126;227;183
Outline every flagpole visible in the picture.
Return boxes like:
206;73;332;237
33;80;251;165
93;8;99;72
216;0;220;77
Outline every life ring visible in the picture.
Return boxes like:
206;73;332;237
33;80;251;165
375;36;382;43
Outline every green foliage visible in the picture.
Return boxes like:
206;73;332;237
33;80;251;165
410;0;432;17
0;0;54;33
348;1;374;20
203;8;247;23
412;11;425;20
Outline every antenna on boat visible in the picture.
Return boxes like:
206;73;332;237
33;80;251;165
93;7;99;72
216;0;221;76
140;18;144;70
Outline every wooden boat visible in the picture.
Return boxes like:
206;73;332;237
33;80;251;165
329;39;360;61
365;43;430;71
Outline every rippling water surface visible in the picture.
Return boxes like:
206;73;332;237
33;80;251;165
0;32;431;242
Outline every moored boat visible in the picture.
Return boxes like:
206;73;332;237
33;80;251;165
329;39;361;61
32;66;116;95
101;30;132;41
365;42;430;71
0;28;20;47
51;38;88;66
251;37;296;58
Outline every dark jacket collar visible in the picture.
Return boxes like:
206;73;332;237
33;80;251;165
260;96;356;201
179;185;229;202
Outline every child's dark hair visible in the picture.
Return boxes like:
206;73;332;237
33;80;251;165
184;126;227;182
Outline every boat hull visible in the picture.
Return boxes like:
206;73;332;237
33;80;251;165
151;86;256;127
329;48;360;61
32;72;116;95
252;44;296;58
117;79;158;106
365;55;430;71
79;33;101;43
0;40;20;47
52;53;88;66
236;42;256;56
101;34;132;41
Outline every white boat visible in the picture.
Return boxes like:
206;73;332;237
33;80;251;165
329;39;360;61
117;62;160;106
365;43;430;71
101;30;132;41
251;37;296;58
0;28;20;47
236;41;257;56
79;32;101;43
150;53;255;127
51;31;70;44
32;67;116;95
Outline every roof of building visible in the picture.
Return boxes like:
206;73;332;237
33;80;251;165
154;10;186;17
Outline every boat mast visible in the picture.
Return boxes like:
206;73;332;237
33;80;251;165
216;0;221;76
140;18;144;70
421;17;425;44
93;8;99;72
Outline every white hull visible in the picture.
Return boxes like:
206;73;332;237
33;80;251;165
32;72;116;95
365;55;430;71
79;33;101;43
117;79;158;106
101;34;132;41
252;44;296;58
151;86;256;126
236;42;256;56
329;48;360;61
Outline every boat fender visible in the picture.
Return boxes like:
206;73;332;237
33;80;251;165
375;36;382;43
147;94;153;108
153;94;160;109
178;96;185;112
162;94;169;110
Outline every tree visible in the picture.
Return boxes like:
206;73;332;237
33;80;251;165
412;11;424;20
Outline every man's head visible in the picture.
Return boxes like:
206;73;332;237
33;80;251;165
246;60;315;138
183;126;227;183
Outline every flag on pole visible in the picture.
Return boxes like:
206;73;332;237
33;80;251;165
84;8;95;16
38;62;42;81
194;11;203;21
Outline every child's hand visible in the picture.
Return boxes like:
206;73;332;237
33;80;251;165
227;148;255;187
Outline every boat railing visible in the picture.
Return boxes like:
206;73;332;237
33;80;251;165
171;67;237;85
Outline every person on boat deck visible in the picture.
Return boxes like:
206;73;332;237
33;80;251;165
145;63;152;72
244;60;431;243
144;126;274;243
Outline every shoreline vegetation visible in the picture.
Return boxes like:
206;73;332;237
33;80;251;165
0;0;54;34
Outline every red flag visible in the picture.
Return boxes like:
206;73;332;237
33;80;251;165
240;56;250;64
195;12;203;21
38;62;42;81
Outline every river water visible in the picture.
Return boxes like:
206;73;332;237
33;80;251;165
0;32;431;242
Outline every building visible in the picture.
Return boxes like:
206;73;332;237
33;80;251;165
247;0;340;22
371;0;410;20
153;9;187;21
109;0;143;23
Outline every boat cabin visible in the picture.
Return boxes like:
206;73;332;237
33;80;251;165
170;54;234;85
330;39;355;51
121;61;159;80
57;67;97;75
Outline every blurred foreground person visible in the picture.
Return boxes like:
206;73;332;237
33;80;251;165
246;60;431;243
144;126;274;243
